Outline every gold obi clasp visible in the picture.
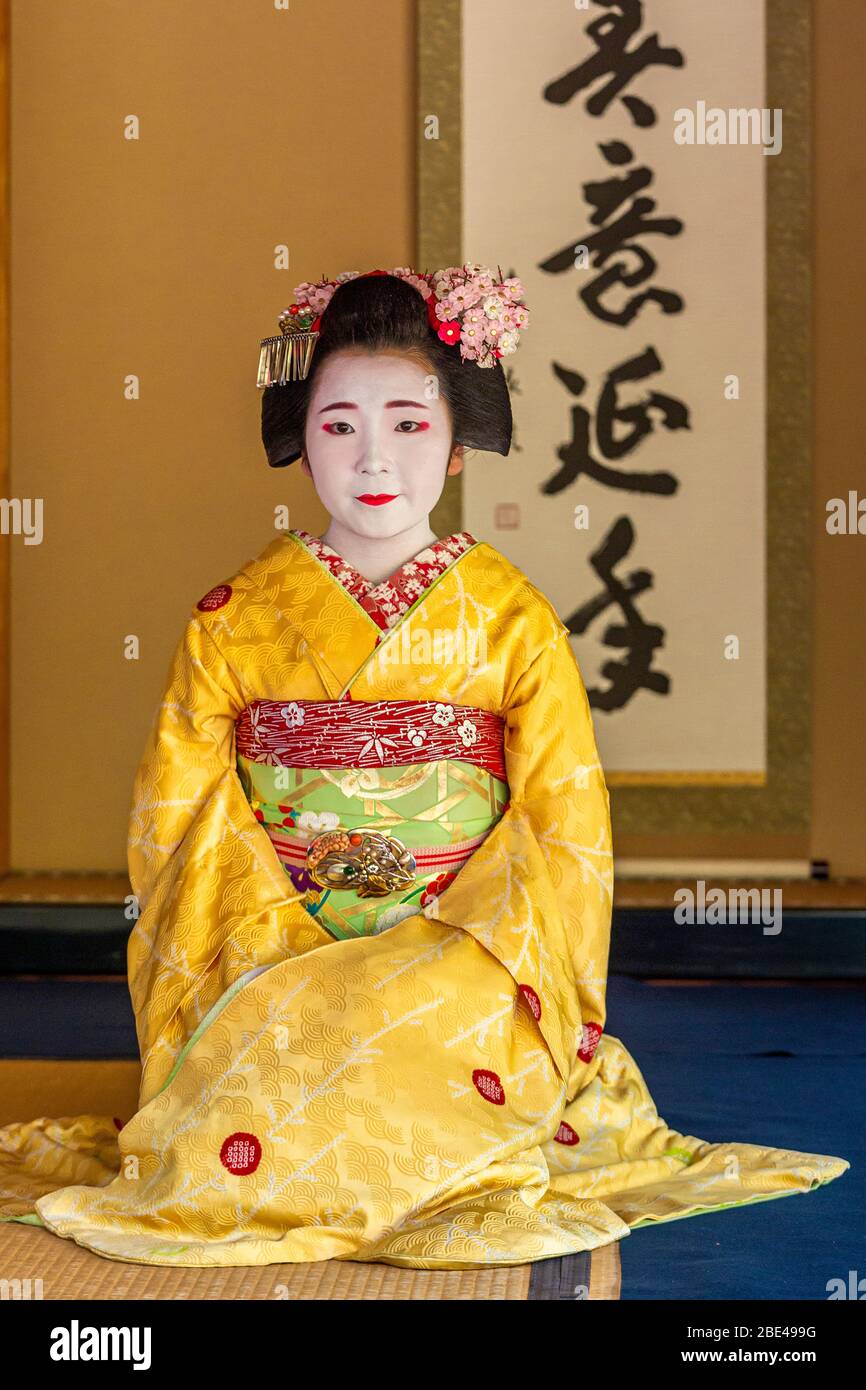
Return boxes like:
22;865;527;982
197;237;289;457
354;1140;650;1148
305;829;417;898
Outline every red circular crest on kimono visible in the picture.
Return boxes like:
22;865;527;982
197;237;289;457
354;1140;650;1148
554;1121;580;1147
577;1022;603;1063
472;1068;505;1105
518;983;542;1021
197;583;232;612
219;1132;262;1175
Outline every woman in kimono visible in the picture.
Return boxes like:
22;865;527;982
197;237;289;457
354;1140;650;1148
0;266;848;1267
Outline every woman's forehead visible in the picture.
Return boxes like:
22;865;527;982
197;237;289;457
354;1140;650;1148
310;350;435;401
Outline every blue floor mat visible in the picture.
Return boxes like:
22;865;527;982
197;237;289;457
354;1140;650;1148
0;979;137;1058
606;975;866;1056
613;1057;862;1301
605;978;865;1299
1;974;862;1298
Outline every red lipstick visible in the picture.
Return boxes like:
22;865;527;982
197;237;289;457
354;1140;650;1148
356;494;398;506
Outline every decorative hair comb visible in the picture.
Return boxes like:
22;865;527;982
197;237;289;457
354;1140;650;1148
256;263;530;386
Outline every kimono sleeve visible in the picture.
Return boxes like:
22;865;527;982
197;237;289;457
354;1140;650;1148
126;611;317;1101
127;612;246;908
504;624;615;1067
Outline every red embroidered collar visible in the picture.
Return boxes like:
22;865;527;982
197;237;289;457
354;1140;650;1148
290;529;478;631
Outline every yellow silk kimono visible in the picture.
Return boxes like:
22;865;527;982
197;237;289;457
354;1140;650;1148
0;529;849;1268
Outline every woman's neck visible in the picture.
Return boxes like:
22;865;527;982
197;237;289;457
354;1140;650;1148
319;518;439;585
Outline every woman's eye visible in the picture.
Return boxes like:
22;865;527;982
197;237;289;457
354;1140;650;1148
395;420;429;432
322;421;354;435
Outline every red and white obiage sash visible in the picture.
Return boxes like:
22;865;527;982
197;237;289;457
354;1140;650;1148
235;696;506;780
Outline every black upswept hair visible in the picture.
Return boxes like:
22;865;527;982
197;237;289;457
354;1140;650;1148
260;272;513;467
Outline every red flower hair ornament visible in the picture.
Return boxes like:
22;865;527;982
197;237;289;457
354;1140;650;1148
256;263;530;386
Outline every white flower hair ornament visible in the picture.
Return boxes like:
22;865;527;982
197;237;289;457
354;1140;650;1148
256;264;530;386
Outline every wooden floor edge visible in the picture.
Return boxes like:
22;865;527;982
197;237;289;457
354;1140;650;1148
2;872;866;909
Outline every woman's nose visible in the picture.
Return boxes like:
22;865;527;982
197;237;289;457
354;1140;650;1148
356;433;394;473
357;455;390;477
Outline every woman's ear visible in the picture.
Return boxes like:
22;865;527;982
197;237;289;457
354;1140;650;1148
447;443;465;476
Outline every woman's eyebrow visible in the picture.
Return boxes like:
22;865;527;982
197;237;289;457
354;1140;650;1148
317;399;430;413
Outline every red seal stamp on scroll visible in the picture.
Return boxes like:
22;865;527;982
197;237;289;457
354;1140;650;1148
472;1069;505;1105
220;1132;262;1175
197;583;232;612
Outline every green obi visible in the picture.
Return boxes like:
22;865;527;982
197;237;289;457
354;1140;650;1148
237;755;508;941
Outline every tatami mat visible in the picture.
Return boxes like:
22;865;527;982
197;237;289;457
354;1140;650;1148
0;1222;620;1300
0;1059;140;1126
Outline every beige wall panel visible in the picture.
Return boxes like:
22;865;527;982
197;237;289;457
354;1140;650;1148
9;0;415;869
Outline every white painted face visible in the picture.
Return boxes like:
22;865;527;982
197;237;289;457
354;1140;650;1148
300;349;463;539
